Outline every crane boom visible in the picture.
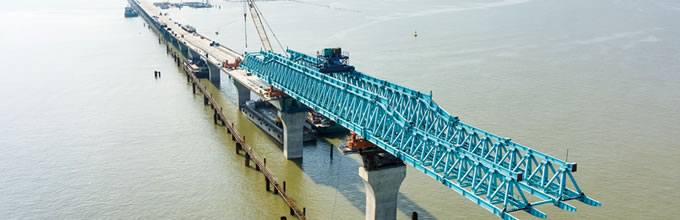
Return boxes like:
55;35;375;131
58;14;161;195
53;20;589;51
246;0;273;52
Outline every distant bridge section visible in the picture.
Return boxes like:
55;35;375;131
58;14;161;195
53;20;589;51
130;0;317;160
241;50;600;219
132;0;273;98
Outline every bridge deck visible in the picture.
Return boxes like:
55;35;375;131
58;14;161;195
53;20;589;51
133;0;599;218
136;0;272;99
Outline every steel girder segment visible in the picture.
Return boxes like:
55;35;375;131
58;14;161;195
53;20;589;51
287;49;319;68
283;49;600;209
240;51;555;219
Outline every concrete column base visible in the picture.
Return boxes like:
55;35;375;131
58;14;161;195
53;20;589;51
359;165;406;220
187;48;197;60
233;80;250;108
278;111;306;159
178;42;188;57
207;63;221;86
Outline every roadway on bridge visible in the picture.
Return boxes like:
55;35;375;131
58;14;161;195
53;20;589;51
136;0;272;98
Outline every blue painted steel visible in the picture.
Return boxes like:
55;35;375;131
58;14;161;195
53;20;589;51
240;50;600;219
286;49;600;207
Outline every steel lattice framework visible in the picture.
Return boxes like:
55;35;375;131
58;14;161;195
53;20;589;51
240;50;600;219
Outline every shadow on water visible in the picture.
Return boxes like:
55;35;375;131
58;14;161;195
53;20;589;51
300;139;436;219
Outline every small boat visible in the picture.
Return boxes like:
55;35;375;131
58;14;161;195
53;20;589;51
181;25;196;33
124;7;138;17
241;100;317;144
182;58;209;78
307;111;348;134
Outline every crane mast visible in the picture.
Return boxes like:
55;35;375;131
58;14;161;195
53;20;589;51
246;0;273;52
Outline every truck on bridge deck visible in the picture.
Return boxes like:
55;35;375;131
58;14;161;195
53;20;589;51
181;25;196;33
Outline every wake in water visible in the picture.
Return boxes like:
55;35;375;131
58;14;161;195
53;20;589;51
572;27;664;45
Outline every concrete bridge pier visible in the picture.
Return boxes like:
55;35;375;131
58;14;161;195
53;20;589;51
359;165;406;220
178;42;189;58
170;35;178;47
175;40;181;52
278;111;306;159
359;150;407;220
232;80;250;108
270;97;309;160
186;47;197;60
207;62;221;86
162;30;171;41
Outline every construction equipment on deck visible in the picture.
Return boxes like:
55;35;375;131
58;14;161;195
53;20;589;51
266;85;286;98
316;48;355;73
344;131;375;151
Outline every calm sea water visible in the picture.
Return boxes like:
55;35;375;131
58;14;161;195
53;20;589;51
1;0;679;219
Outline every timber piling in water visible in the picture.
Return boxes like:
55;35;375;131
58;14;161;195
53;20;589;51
182;59;307;220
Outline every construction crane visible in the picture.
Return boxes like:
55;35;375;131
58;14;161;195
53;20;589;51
244;0;273;52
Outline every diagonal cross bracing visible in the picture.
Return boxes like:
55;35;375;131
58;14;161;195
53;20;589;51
285;49;600;208
241;50;600;219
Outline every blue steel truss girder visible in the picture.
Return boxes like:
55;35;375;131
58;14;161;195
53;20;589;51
244;51;525;219
240;50;600;219
287;50;568;164
281;49;600;207
256;52;529;180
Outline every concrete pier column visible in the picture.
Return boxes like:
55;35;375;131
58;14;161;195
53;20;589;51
187;48;198;61
179;43;188;57
277;111;306;159
175;40;181;50
359;164;406;220
232;80;250;108
207;63;221;86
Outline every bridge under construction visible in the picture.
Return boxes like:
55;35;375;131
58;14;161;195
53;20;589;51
128;0;600;219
